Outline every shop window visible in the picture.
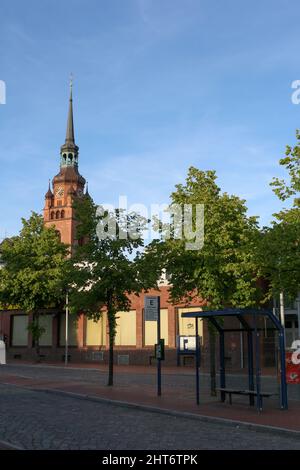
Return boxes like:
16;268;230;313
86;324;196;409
39;315;53;346
144;308;169;346
86;315;106;346
59;313;78;346
115;311;136;346
177;307;203;338
11;315;28;346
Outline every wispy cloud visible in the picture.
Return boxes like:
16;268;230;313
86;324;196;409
85;121;284;227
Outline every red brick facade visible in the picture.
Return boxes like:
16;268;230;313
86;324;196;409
1;286;209;366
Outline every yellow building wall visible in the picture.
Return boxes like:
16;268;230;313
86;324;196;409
115;310;136;346
86;315;106;346
144;308;168;346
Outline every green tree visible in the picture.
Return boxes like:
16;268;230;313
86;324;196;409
256;221;300;301
259;130;300;302
270;130;300;210
0;213;68;358
147;167;261;394
67;196;160;386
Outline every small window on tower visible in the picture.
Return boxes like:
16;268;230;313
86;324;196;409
55;230;61;241
61;210;65;219
57;200;62;206
50;212;55;220
56;210;60;219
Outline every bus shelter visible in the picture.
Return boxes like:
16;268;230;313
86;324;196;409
181;308;288;411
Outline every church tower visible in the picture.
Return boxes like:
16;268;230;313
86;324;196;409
44;82;86;249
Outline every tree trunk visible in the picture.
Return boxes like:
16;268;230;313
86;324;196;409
209;329;217;396
107;302;115;387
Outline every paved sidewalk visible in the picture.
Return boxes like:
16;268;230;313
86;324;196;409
1;361;300;434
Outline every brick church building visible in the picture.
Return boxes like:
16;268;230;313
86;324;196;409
43;83;86;248
0;87;279;370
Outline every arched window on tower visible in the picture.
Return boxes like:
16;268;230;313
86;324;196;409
50;211;55;220
56;210;60;219
63;153;67;164
61;210;65;219
68;153;73;164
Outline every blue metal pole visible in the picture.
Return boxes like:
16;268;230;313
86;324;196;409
219;331;225;402
254;312;262;412
157;296;161;396
195;318;200;405
279;328;288;410
247;331;255;406
264;309;288;410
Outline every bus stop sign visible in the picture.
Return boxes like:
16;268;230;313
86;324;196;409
145;296;159;321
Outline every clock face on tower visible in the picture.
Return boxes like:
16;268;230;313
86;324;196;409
55;187;64;197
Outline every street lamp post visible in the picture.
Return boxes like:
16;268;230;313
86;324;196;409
65;291;69;366
280;291;286;345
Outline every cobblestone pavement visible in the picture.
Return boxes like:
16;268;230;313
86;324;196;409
0;384;300;450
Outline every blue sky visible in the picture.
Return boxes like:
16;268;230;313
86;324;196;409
0;0;300;239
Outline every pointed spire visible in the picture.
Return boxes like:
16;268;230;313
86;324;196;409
85;182;92;199
65;74;75;145
60;76;79;166
45;179;53;198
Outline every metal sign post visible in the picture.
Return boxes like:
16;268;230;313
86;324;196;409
195;318;200;405
145;296;161;396
157;297;161;396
